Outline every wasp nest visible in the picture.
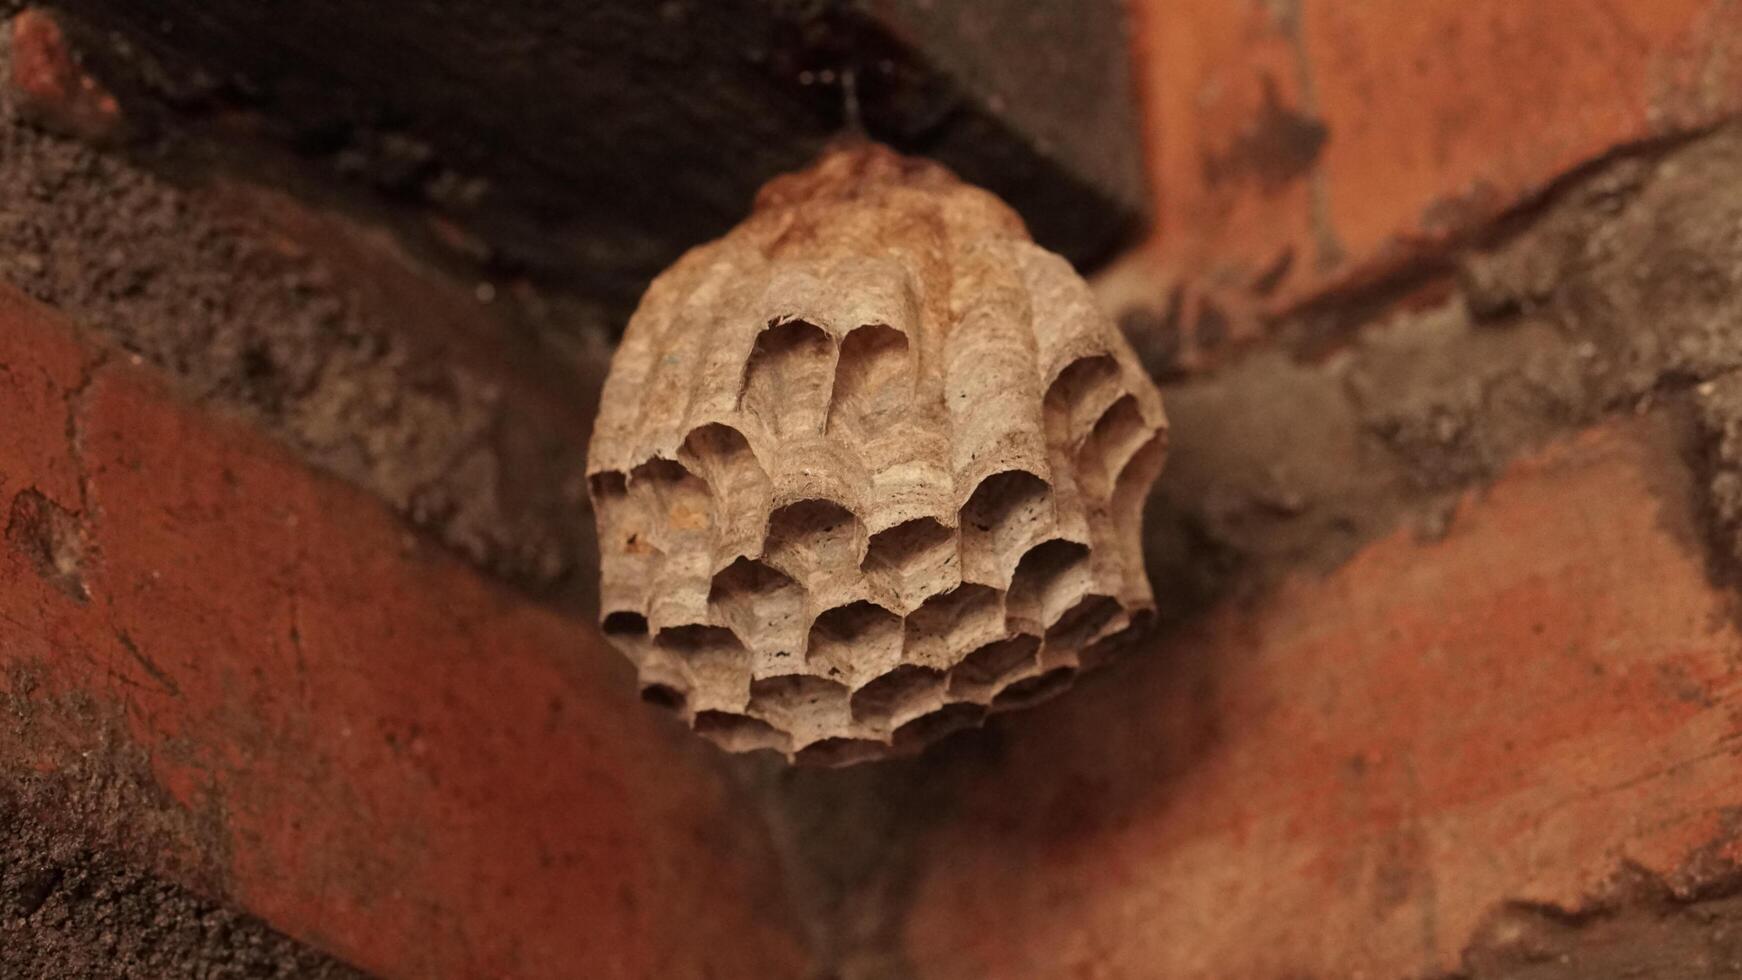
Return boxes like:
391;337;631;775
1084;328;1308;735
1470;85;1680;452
587;144;1166;765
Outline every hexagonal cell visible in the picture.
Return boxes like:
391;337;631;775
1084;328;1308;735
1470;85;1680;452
1077;608;1156;672
602;611;649;637
630;457;715;628
1110;435;1168;598
640;683;686;711
992;667;1077;712
794;737;888;768
948;634;1040;701
862;516;959;612
628;457;712;534
694;710;791;755
1043;355;1124;449
741;318;837;439
764;498;864;596
748;673;850;739
828;323;912;437
891;702;987;755
655;624;750;712
707;557;807;657
679;421;771;568
1005;538;1095;631
904;583;1006;669
1044;595;1124;652
958;469;1053;588
807;600;903;684
850;665;946;727
590;469;654;615
1078;395;1151;498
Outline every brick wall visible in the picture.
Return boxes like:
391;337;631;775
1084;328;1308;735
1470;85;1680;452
2;2;1741;978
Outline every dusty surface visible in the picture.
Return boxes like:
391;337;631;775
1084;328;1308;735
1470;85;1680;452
0;22;605;598
590;145;1165;761
1445;870;1742;979
1109;124;1742;620
1131;0;1742;348
0;668;364;979
0;289;810;978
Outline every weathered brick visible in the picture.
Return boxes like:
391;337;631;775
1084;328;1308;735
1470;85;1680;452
900;417;1742;978
1131;0;1742;327
0;286;809;978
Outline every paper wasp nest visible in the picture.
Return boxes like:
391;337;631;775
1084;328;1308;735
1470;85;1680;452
588;144;1166;765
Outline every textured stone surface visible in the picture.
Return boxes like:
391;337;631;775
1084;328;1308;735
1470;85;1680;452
588;145;1166;763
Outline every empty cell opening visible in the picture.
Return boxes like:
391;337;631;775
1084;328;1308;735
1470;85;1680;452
863;517;958;610
864;517;954;574
749;673;850;729
992;667;1077;711
1109;436;1167;589
654;623;742;656
1078;608;1156;672
590;469;655;561
707;557;806;653
905;583;1004;665
694;710;791;754
1043;355;1122;447
589;469;628;500
628;456;713;541
1006;538;1093;628
828;323;912;434
767;498;862;567
1078;395;1151;497
681;420;754;465
850;665;945;724
807;600;903;681
1044;595;1123;650
1112;436;1167;530
891;702;986;754
640;683;686;711
681;422;767;497
602;611;649;637
949;634;1040;698
795;737;887;768
958;470;1052;585
741;318;836;439
654;623;748;695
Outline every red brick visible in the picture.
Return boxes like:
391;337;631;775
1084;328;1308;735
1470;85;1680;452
901;418;1742;978
1131;0;1742;318
0;286;809;978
